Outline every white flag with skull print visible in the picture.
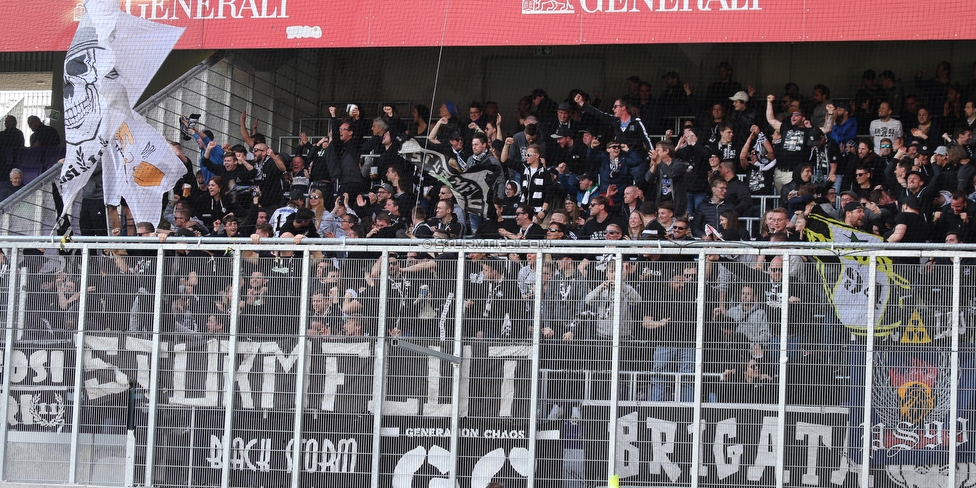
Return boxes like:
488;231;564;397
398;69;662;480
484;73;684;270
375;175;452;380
60;0;185;226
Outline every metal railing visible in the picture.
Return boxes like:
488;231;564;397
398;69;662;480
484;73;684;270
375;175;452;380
0;237;970;488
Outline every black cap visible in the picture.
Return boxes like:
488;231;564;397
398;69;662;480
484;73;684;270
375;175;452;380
289;189;305;202
175;227;198;238
551;126;574;139
579;172;597;182
844;202;863;213
918;143;935;156
557;101;573;112
372;183;394;194
806;128;825;147
294;208;315;222
901;195;922;210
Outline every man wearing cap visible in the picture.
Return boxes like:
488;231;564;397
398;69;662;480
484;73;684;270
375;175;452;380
355;183;394;220
898;171;936;220
728;90;756;148
765;95;835;192
870;102;903;156
843;201;867;231
929;145;955;191
888;195;930;246
549;126;585;176
805;128;841;191
576;172;600;210
828;101;858;149
541;102;579;147
279;207;320;239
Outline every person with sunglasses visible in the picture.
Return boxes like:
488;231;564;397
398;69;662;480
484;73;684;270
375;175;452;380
545;221;569;241
578;196;623;240
596;140;642;207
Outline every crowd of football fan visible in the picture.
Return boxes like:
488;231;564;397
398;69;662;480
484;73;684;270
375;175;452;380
104;60;976;250
6;60;975;409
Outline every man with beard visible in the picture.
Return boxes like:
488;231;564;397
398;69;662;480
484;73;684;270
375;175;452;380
828;101;858;149
870;101;903;155
765;94;835;191
247;142;288;210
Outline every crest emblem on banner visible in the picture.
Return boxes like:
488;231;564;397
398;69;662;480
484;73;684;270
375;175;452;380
871;351;956;452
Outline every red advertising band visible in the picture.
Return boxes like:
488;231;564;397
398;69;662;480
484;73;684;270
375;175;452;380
0;0;972;52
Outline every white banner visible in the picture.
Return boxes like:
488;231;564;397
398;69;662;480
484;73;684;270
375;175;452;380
60;0;185;226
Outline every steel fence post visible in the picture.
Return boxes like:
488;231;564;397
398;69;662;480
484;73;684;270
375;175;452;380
220;249;244;488
289;249;312;488
142;248;167;486
0;246;20;480
68;246;92;484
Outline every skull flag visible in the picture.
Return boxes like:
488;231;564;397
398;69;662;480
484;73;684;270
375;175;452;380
60;0;185;227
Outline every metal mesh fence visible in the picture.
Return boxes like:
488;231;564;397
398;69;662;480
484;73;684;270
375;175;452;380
0;240;972;487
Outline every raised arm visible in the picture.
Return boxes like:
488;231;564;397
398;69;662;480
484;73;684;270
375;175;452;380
239;110;256;148
267;147;287;172
427;116;448;144
765;94;782;132
820;103;835;134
